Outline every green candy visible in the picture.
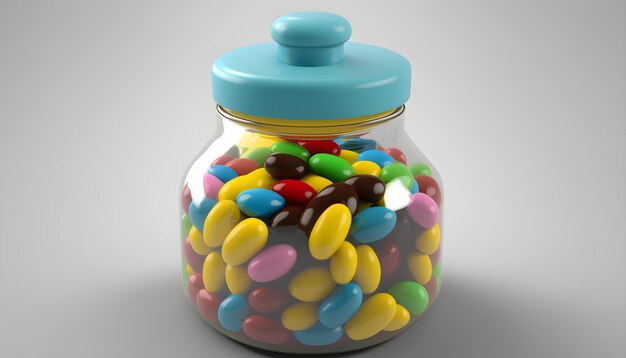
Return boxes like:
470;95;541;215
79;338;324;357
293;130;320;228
433;260;443;288
309;153;355;182
270;141;310;161
409;162;432;177
242;147;272;167
380;163;413;188
181;213;192;241
388;281;429;315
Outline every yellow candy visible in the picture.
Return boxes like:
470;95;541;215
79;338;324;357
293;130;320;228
309;204;351;260
408;252;432;285
222;218;268;266
415;223;440;254
225;265;251;294
189;225;212;255
330;241;357;284
356;201;373;213
339;150;359;164
202;252;226;293
353;245;381;294
281;302;318;331
383;304;410;332
237;132;279;151
352;160;381;176
345;293;397;340
288;267;336;302
203;200;241;247
218;168;277;202
300;174;333;193
186;264;194;276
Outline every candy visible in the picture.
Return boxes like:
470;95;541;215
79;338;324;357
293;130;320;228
270;141;311;161
300;174;333;193
296;140;340;156
271;179;317;206
409;180;419;194
353;245;381;294
388;281;429;315
211;155;235;166
243;315;292;345
309;204;351;260
281;302;318;331
308;153;355;182
222;218;268;266
409;162;432;177
407;192;439;228
352;160;382;176
189;197;216;232
288;267;336;302
181;213;192;239
357;150;394;168
225;158;259;175
374;240;400;277
218;294;250;332
330;241;357;284
202;200;240;247
225;265;251;294
383;304;410;332
181;185;192;213
188;273;204;301
183;237;206;273
202;252;226;293
380;163;413;189
343;174;386;203
196;290;222;323
415;175;442;206
265;153;308;179
189;225;212;255
242;147;272;167
207;165;239;183
299;183;358;234
339;149;359;164
350;207;397;244
294;323;343;346
345;293;396;341
203;173;224;200
248;287;290;314
415;223;440;254
218;168;277;202
384;148;407;164
270;205;304;227
236;188;286;218
433;260;443;288
318;283;363;328
247;244;297;282
408;252;432;285
336;138;377;152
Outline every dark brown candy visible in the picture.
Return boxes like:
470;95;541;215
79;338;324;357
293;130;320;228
298;183;358;234
344;174;386;203
415;175;442;206
270;205;304;227
264;153;307;179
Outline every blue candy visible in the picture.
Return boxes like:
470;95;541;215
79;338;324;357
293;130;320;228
335;138;378;153
294;323;344;346
236;188;285;218
188;197;216;232
217;294;249;332
357;150;394;168
350;206;397;243
207;165;238;183
318;283;362;328
409;179;419;194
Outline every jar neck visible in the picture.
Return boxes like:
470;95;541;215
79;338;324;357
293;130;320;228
217;105;405;139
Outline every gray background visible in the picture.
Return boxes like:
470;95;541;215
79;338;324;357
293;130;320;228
1;0;624;357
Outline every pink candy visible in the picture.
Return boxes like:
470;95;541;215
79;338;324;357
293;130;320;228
184;237;206;273
203;173;224;200
247;244;297;282
226;158;259;175
407;192;439;228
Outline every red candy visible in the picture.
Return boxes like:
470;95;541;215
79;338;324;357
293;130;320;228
296;140;340;156
196;290;223;323
415;175;442;206
187;273;204;302
271;179;317;206
384;148;407;165
248;287;291;314
242;315;292;344
225;158;259;175
374;240;400;277
184;237;206;273
181;185;192;214
430;245;441;267
211;155;234;166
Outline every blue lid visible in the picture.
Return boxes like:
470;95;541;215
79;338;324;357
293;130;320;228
212;12;411;120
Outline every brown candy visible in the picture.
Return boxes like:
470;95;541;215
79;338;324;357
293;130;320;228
344;174;386;203
270;205;304;227
298;183;358;234
264;153;308;179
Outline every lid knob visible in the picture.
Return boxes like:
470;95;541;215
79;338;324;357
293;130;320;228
271;12;352;67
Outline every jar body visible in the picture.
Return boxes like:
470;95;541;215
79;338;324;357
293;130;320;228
180;107;443;354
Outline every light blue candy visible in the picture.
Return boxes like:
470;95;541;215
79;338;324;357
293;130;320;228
357;149;394;168
236;188;285;218
350;206;397;244
318;283;362;328
188;197;216;232
207;165;238;183
218;294;249;332
410;179;419;194
336;138;378;153
294;323;344;346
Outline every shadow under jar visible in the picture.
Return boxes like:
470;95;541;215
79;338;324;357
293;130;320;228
179;11;444;355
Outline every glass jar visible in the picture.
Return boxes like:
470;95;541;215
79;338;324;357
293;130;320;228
179;12;443;355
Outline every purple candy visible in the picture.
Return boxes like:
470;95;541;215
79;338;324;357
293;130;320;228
407;192;439;228
247;244;297;283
